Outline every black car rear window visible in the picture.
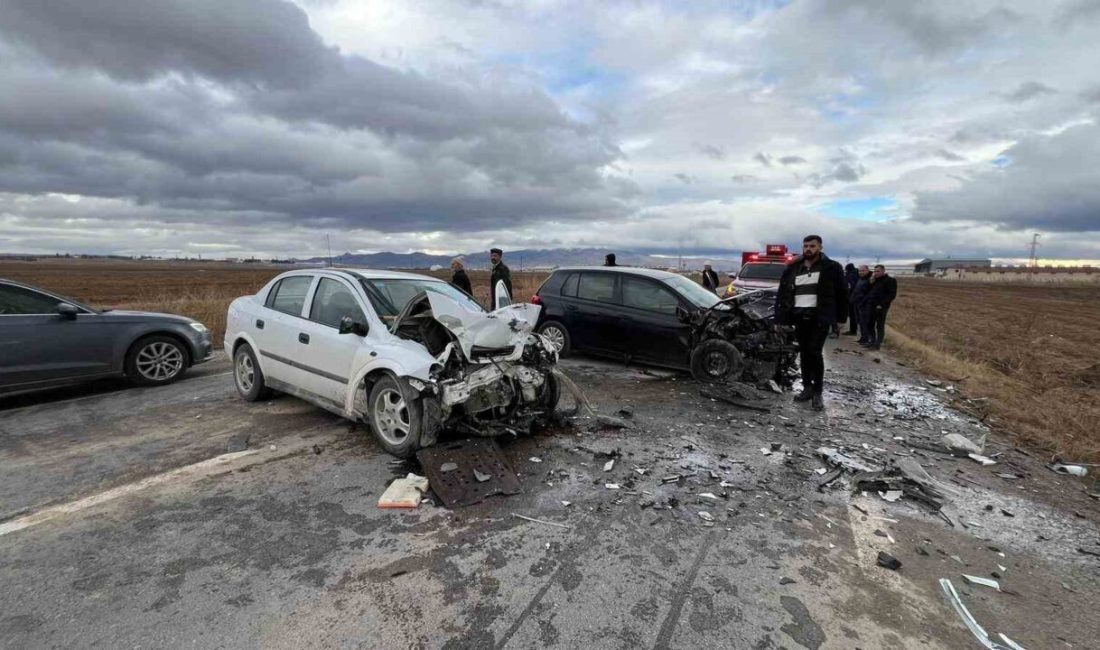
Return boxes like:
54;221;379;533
561;272;579;297
577;273;616;303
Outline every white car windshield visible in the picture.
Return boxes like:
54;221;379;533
662;275;723;309
360;278;485;320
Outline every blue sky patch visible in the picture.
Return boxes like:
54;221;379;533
819;197;898;221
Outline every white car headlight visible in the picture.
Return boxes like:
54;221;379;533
189;322;209;333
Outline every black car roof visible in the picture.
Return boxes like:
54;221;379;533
550;266;683;280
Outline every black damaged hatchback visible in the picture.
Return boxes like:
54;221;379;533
531;267;796;385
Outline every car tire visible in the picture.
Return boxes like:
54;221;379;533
233;343;272;402
690;339;745;382
125;335;190;386
538;320;572;357
368;374;424;458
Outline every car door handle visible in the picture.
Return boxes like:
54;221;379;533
566;305;579;312
255;319;264;330
298;333;310;344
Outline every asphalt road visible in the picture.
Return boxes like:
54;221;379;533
2;342;1099;649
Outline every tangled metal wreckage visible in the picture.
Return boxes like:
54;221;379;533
370;287;794;457
382;291;560;454
686;289;798;385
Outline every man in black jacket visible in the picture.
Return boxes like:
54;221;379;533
489;247;512;309
775;235;848;410
860;264;897;350
450;257;472;296
843;263;859;334
604;253;617;267
701;262;720;294
850;265;872;341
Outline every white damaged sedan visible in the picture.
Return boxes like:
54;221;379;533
225;269;560;457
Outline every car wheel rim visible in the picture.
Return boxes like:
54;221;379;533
373;388;410;445
542;326;565;352
136;341;184;381
704;351;730;377
236;353;254;392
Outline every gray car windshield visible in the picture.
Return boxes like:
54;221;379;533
360;278;485;320
737;263;786;280
662;275;722;309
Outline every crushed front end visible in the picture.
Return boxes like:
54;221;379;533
687;288;798;385
390;292;560;446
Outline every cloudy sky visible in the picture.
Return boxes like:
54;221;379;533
1;0;1099;263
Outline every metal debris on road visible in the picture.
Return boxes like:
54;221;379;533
512;513;571;529
939;578;1025;650
603;459;615;472
1048;463;1088;477
439;462;458;473
818;447;880;473
698;511;714;522
529;456;542;463
605;483;621;490
699;385;772;413
879;490;903;502
378;474;430;509
416;439;520;508
942;432;985;457
962;574;1001;591
969;453;997;466
876;551;902;570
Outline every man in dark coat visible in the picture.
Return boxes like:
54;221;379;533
843;263;859;334
450;257;472;296
701;262;720;293
775;235;848;410
850;265;872;341
604;253;617;267
860;264;897;350
489;247;512;308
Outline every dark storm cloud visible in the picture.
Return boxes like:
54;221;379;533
695;143;725;160
0;0;331;86
753;152;772;167
0;0;633;234
816;0;1021;54
913;123;1100;232
778;155;806;165
1004;81;1057;103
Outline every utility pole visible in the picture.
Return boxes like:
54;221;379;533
1027;233;1041;282
326;234;333;268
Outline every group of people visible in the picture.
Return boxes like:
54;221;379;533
448;248;512;307
774;235;897;411
842;262;897;351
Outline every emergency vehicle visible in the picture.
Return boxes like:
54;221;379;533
722;244;796;297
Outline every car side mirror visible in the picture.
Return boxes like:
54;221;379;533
727;273;737;280
675;306;691;323
338;316;369;336
57;302;79;320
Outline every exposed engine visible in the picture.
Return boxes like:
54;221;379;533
390;291;560;442
687;288;797;385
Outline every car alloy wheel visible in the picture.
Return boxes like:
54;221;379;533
703;350;731;378
373;387;411;445
235;351;255;392
540;324;566;352
135;341;184;382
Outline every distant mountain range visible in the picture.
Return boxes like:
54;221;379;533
308;248;743;271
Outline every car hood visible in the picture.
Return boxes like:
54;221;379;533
99;309;196;324
396;292;542;360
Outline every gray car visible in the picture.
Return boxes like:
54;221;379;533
0;279;213;397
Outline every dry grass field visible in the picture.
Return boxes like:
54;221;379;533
888;279;1100;462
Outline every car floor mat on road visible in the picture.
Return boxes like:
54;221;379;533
416;438;521;508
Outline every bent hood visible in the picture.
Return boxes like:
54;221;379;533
396;291;542;360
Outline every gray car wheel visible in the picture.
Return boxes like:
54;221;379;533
125;335;189;386
367;374;423;458
537;321;571;357
233;343;272;401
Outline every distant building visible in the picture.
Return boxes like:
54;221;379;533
914;258;991;274
941;265;1099;284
